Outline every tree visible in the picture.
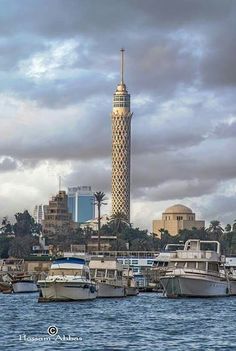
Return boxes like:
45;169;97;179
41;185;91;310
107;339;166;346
94;191;107;251
13;210;42;237
1;217;13;235
109;212;129;233
225;224;232;233
233;220;236;232
0;236;12;258
207;220;224;240
8;236;36;258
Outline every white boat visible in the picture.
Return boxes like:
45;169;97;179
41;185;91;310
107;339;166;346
3;273;38;293
152;244;184;285
38;257;97;301
89;257;125;298
12;279;38;293
160;240;236;298
123;268;139;296
224;257;236;295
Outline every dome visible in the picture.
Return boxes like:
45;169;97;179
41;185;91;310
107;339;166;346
164;204;193;214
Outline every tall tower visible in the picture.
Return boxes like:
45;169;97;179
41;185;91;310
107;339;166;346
111;49;133;222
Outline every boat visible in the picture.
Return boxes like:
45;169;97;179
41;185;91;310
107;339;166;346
0;280;12;293
37;257;97;301
151;244;184;289
123;268;139;296
2;273;38;293
12;275;38;293
160;239;236;298
89;257;125;297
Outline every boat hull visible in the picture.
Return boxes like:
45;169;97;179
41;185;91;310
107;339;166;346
125;286;139;296
229;279;236;295
0;281;12;293
97;282;125;298
38;282;97;301
12;281;38;293
160;275;231;298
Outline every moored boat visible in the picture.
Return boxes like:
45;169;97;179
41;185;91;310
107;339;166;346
89;257;125;297
160;240;235;298
2;273;38;293
12;277;38;293
123;268;139;296
37;257;97;301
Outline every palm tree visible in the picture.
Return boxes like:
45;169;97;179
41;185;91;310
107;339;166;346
207;220;224;240
225;224;232;233
94;191;107;251
109;212;129;233
232;220;236;232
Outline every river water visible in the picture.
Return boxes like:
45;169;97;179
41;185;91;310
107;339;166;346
1;292;236;351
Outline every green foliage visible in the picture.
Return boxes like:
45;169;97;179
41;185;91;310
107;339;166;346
13;210;42;236
94;191;106;204
1;217;13;234
109;212;129;233
0;236;13;258
8;235;37;258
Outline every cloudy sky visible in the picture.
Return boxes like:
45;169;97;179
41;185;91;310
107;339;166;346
0;0;236;230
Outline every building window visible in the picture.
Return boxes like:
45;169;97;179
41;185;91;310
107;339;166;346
107;270;115;278
132;260;138;265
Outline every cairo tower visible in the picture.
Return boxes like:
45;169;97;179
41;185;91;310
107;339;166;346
111;49;133;222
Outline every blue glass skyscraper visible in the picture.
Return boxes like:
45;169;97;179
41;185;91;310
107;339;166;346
68;186;95;223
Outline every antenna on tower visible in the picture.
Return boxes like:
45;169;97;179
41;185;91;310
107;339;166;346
120;48;125;84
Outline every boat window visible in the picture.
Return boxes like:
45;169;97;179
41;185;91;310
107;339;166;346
90;269;95;278
198;262;206;271
164;262;168;267
186;262;196;269
208;263;219;272
107;270;115;278
96;269;106;278
117;271;122;279
168;261;176;268
176;262;185;268
132;260;138;265
49;269;82;276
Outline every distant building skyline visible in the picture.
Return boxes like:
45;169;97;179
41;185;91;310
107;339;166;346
67;186;95;223
33;204;48;225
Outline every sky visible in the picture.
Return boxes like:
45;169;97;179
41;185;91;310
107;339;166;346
0;0;236;230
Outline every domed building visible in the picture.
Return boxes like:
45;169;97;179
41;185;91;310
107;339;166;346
152;204;205;237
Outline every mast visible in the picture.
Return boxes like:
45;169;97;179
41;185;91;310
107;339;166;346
120;48;124;84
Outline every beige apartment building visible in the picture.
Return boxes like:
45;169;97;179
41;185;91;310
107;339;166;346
43;190;78;240
152;204;205;237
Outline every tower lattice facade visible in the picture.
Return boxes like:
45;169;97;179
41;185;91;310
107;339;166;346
111;49;133;222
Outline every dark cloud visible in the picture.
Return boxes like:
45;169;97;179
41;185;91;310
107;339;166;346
0;0;236;227
0;157;18;172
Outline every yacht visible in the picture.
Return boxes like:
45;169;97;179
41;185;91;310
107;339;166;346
38;257;97;301
152;244;184;283
160;239;235;298
123;268;139;296
89;257;125;297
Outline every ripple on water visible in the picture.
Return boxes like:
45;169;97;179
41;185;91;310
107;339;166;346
1;293;236;351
